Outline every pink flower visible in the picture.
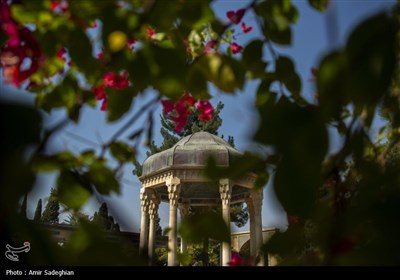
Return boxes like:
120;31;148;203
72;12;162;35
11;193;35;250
0;0;42;86
56;47;67;62
241;22;252;33
127;38;138;50
228;252;243;266
196;100;214;122
204;40;216;54
103;72;129;89
226;9;245;24
100;98;107;111
97;52;104;60
50;0;68;14
92;71;130;111
161;100;174;114
146;27;155;40
230;42;243;54
93;85;106;100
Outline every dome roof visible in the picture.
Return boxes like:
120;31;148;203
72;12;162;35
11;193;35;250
141;131;242;177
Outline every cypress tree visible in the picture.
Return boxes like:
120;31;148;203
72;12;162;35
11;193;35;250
41;188;60;224
20;193;28;220
33;199;42;221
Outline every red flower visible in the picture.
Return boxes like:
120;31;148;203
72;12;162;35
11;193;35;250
97;52;104;59
241;22;253;33
161;100;174;114
146;27;155;40
226;9;245;24
0;0;43;86
127;38;138;50
230;42;243;54
103;72;129;89
50;0;68;14
228;252;243;266
161;92;214;133
93;85;106;100
100;99;107;111
196;100;214;122
56;47;67;62
92;71;130;111
204;40;216;54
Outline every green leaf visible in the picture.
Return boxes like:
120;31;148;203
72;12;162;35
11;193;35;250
256;0;298;45
255;96;328;218
58;170;91;210
276;56;302;96
189;54;245;93
179;211;230;243
86;162;119;194
32;152;79;173
308;0;330;12
345;13;397;108
109;141;135;162
106;88;136;122
242;40;268;79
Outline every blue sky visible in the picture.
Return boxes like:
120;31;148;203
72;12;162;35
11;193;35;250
0;0;396;233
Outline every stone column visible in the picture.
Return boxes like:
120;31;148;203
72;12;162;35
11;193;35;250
179;201;190;257
148;192;160;266
139;187;150;256
246;195;256;257
166;176;181;266
219;178;232;266
249;190;264;265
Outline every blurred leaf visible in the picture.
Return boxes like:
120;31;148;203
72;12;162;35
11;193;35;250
255;96;328;217
345;13;397;108
86;162;119;194
276;56;302;96
308;0;330;12
106;88;136;122
179;211;230;243
242;40;268;79
109;141;135;162
58;170;91;210
189;54;245;93
256;0;298;45
32;152;79;172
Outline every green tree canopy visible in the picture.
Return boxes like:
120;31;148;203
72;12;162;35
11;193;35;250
41;188;60;224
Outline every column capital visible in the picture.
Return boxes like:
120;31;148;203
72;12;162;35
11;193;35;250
219;178;231;206
167;176;181;207
140;187;150;213
149;199;160;221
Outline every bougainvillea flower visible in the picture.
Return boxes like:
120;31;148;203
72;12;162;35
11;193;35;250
50;0;68;14
228;252;243;266
100;98;107;111
204;40;216;53
161;92;215;133
103;71;129;89
230;42;243;54
93;85;106;100
127;38;138;50
241;22;253;33
0;0;43;86
196;100;214;121
146;27;155;40
226;9;245;24
56;47;67;62
161;100;174;114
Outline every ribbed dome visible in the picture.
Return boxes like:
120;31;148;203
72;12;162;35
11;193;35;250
141;131;241;177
